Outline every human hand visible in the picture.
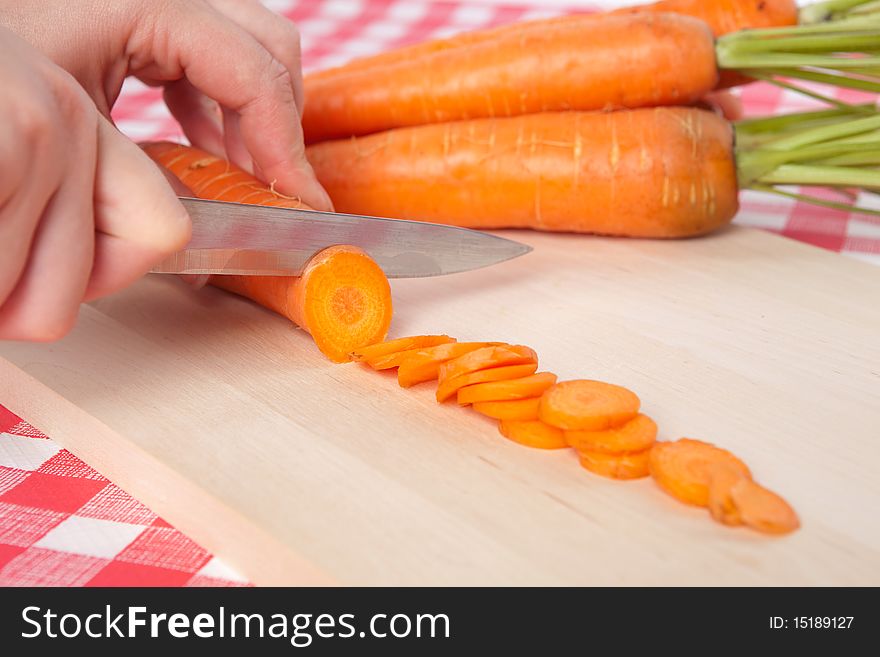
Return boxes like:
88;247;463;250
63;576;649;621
1;0;331;211
0;27;191;340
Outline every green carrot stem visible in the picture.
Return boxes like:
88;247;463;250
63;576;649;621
749;184;880;217
757;164;880;188
756;68;880;94
799;0;879;24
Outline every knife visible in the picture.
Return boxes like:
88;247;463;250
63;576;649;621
150;197;531;279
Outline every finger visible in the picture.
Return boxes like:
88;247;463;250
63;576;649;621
163;79;226;157
0;141;95;342
221;107;252;173
133;2;332;211
207;0;305;113
86;117;191;300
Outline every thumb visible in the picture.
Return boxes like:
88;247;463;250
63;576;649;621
86;118;191;300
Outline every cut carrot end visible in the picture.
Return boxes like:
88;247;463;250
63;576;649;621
498;420;568;450
577;447;651;480
457;372;557;405
649;438;751;507
472;397;541;421
565;413;657;455
539;380;640;431
350;335;455;362
729;479;800;535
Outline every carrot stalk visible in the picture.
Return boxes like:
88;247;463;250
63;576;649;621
143;142;393;363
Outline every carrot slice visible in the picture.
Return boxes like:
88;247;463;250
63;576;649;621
707;465;747;526
458;372;557;405
472;397;541;421
367;341;475;371
649;438;751;507
565;414;657;454
539;380;640;431
438;345;537;383
578;448;651;480
350;335;455;362
436;363;538;403
498;420;567;450
396;342;500;387
729;479;800;535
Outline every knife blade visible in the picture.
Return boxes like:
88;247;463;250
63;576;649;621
150;197;531;278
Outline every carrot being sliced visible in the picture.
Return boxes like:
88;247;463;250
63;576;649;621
437;345;537;386
539;380;640;431
472;397;541;421
498;420;567;450
565;414;657;455
707;464;747;526
729;479;800;535
436;363;539;403
350;335;455;362
649;438;751;507
397;342;500;387
578;448;652;480
458;372;557;405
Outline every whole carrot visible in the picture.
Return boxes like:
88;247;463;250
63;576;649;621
307;108;740;238
142;142;393;363
301;6;874;143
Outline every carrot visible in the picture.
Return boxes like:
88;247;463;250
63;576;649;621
729;479;800;535
303;14;718;143
498;420;568;450
649;438;751;507
436;363;539;404
365;342;470;371
143;142;392;363
578;448;652;480
437;345;537;384
396;342;501;387
307;108;740;238
565;414;658;455
707;465;747;526
350;335;454;362
539;380;640;432
472;397;541;422
457;372;558;405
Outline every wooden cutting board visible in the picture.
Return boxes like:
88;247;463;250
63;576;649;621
2;226;879;585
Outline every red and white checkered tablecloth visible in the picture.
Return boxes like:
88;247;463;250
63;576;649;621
2;0;878;588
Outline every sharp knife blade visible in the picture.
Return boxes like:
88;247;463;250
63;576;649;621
150;197;532;279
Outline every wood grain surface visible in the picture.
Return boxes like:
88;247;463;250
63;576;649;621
1;226;878;585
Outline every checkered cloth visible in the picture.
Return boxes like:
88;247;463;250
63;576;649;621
2;0;878;587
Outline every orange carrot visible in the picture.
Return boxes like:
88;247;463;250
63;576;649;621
649;438;751;507
396;342;501;387
578;448;652;480
351;335;454;362
472;397;542;422
307;108;740;238
437;345;537;385
498;420;568;450
539;380;641;432
302;13;718;143
457;372;558;405
707;465;746;526
729;479;800;535
565;414;657;455
143;142;392;363
436;363;539;404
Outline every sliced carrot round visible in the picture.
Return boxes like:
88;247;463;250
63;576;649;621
498;420;567;450
437;345;537;384
436;363;538;403
539;380;640;431
350;335;455;362
729;479;800;535
578;448;651;480
707;464;747;526
649;438;751;507
565;413;657;454
458;372;557;405
472;397;541;421
396;342;496;385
